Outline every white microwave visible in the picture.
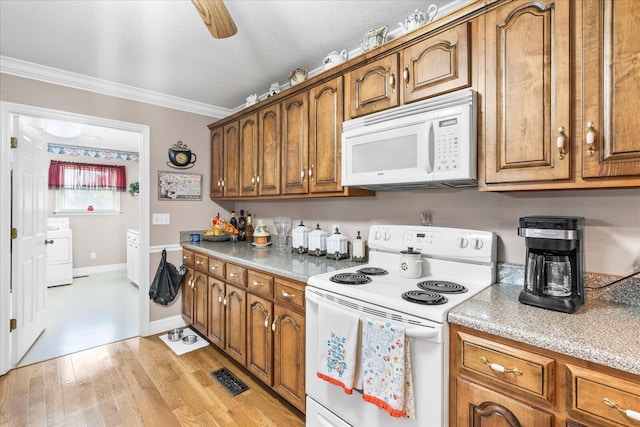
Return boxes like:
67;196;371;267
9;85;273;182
341;89;477;190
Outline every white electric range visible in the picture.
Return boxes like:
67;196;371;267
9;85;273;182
305;224;497;427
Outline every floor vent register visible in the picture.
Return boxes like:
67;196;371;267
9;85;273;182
211;368;249;396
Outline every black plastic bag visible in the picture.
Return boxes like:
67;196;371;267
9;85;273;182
149;249;186;305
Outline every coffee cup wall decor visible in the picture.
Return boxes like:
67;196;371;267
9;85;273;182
167;140;197;169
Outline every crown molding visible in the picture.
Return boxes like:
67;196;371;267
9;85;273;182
0;56;232;119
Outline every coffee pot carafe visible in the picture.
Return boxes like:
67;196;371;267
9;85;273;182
518;216;585;313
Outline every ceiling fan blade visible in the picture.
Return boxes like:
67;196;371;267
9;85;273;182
192;0;237;39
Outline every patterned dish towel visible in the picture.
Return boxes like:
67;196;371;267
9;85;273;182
316;301;360;394
361;318;415;419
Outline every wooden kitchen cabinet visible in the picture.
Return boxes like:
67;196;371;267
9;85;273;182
210;126;224;199
273;303;305;413
207;276;225;347
308;76;344;194
181;266;195;325
281;91;309;195
239;113;259;197
257;103;281;196
247;293;273;385
450;324;640;427
580;0;640;181
401;21;471;104
222;121;241;197
191;270;209;337
483;0;571;185
224;283;246;366
345;53;399;119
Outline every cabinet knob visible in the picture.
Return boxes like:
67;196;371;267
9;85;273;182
403;67;410;87
602;398;640;421
252;280;264;287
271;316;279;333
223;296;228;306
281;291;295;299
264;313;270;329
388;73;396;92
586;121;596;157
479;356;523;376
556;126;567;160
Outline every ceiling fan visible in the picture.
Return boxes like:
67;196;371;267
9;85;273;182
192;0;238;39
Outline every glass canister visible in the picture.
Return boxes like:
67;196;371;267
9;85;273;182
351;230;368;262
292;220;311;253
308;223;328;257
327;227;349;260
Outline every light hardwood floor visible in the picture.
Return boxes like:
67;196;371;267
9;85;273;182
1;334;305;427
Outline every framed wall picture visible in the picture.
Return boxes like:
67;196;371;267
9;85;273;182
158;171;202;201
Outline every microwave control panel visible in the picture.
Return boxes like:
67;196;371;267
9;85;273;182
433;116;461;172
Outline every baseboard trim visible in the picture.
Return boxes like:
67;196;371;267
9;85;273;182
148;315;188;336
73;263;126;277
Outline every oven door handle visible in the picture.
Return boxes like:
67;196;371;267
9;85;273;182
405;328;439;340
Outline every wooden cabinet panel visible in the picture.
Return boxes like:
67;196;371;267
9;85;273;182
225;283;246;366
273;305;305;412
192;271;208;336
345;53;399;119
401;22;471;103
247;269;273;297
193;252;208;273
181;266;195;325
207;277;225;347
581;0;640;179
484;0;571;184
210;126;224;199
226;263;246;287
239;113;259;197
455;378;554;427
247;294;273;385
207;257;225;279
258;103;281;196
274;278;305;310
282;92;309;195
182;250;194;267
309;76;344;194
223;122;240;197
566;363;640;426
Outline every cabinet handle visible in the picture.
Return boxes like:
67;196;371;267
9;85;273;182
479;357;523;376
388;73;396;92
603;398;640;421
309;165;314;182
45;239;54;245
229;273;238;278
252;280;264;287
557;126;567;160
585;121;596;157
210;266;217;272
281;290;295;299
195;260;203;265
300;168;306;182
223;296;228;306
183;255;190;260
403;67;410;87
222;178;226;187
264;313;270;329
271;316;279;332
218;294;223;304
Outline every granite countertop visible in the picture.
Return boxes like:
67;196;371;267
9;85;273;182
181;239;359;282
448;279;640;376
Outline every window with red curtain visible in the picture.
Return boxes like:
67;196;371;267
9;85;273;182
48;160;127;191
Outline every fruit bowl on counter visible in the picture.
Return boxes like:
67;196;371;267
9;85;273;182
202;233;231;242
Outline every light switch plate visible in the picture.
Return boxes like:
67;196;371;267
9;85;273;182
153;213;170;225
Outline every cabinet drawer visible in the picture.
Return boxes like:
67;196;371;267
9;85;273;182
182;250;194;267
457;331;554;402
193;252;208;273
274;278;305;309
226;263;246;287
208;257;225;279
247;270;273;297
566;364;640;426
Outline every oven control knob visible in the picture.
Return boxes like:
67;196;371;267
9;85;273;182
472;238;484;250
384;231;391;241
458;237;469;248
374;230;382;240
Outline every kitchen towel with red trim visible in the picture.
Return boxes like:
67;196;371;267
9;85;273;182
361;318;415;419
316;300;360;394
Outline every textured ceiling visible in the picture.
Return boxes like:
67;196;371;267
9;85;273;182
1;0;471;114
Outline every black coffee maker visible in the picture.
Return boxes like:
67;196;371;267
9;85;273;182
518;216;585;313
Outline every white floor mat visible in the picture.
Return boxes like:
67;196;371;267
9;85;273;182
159;328;209;355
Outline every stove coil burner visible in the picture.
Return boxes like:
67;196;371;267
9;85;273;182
330;273;372;285
417;281;468;294
402;290;448;305
357;267;388;276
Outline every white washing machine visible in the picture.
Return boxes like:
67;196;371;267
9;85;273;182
47;217;73;287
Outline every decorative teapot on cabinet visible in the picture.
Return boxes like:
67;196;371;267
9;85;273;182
289;68;308;86
322;49;348;70
398;5;438;34
360;26;388;52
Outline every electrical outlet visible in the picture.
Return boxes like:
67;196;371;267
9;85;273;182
152;213;171;225
90;252;96;259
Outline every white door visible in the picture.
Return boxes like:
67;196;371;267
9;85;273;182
11;114;48;364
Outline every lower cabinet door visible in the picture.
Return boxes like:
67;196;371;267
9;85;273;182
455;378;553;427
225;283;246;365
207;277;225;347
181;267;195;324
247;294;273;385
192;271;208;336
273;305;305;412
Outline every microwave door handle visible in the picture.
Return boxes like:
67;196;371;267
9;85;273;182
427;121;435;173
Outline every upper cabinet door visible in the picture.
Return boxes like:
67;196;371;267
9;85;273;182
223;122;240;197
484;0;571;184
239;113;259;197
345;53;400;119
258;103;281;196
282;92;309;195
401;22;471;104
210;127;224;199
581;0;640;179
309;76;344;194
